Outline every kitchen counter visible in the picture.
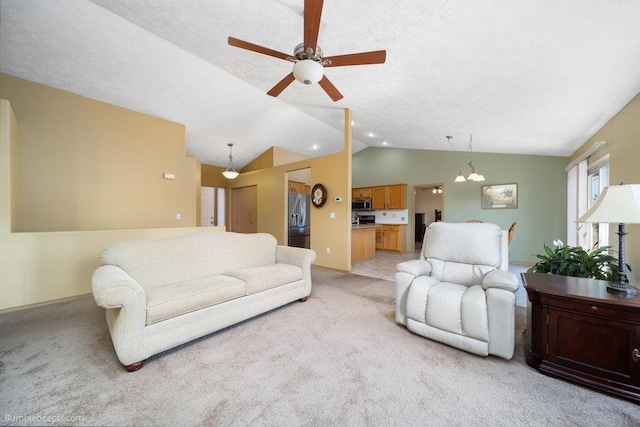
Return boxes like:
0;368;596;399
351;225;376;263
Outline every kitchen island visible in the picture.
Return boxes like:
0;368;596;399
351;224;376;263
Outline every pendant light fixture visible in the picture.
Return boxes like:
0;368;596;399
449;135;485;182
222;143;239;179
465;135;485;182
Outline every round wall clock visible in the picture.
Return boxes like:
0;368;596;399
311;183;327;208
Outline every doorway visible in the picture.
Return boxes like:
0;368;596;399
412;183;444;252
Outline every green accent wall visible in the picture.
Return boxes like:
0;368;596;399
353;147;568;264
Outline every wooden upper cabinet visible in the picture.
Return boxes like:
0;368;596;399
352;187;371;199
369;184;407;209
371;186;387;210
288;181;306;193
386;184;406;209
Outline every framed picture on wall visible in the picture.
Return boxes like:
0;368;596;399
482;183;518;209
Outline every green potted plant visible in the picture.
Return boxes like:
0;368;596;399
527;239;631;281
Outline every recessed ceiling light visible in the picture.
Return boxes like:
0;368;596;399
311;144;319;150
381;141;389;146
366;132;375;138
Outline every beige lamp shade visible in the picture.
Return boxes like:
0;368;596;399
577;184;640;224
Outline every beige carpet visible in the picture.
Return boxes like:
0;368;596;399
1;267;638;426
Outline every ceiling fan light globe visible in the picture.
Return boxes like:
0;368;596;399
293;59;324;85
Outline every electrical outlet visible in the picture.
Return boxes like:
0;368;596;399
176;213;181;220
326;247;330;254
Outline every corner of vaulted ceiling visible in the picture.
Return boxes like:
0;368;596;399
240;146;309;173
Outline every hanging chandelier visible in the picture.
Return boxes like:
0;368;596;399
449;135;485;182
222;143;239;179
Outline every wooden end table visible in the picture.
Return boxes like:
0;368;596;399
522;273;640;403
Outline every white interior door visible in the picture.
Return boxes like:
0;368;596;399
200;186;215;226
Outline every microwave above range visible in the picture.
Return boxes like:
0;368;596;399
352;197;372;211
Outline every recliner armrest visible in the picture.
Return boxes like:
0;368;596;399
482;269;519;292
396;259;432;277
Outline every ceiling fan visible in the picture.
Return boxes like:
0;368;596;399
228;0;386;102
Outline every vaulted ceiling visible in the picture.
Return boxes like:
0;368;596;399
2;0;640;169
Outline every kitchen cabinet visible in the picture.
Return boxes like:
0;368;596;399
352;187;371;199
371;184;407;209
288;181;306;193
375;224;406;252
522;273;640;403
352;184;406;209
351;225;376;263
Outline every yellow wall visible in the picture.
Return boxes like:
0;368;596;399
0;85;353;311
227;109;353;272
201;164;228;188
242;146;309;173
0;74;198;231
568;92;640;285
0;99;224;311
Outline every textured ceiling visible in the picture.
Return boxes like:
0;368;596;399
2;0;640;169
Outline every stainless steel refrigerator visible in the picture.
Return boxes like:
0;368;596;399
288;192;310;249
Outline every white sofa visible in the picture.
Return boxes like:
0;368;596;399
92;231;316;371
395;222;519;359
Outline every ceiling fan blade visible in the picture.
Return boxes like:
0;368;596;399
267;73;296;97
303;0;324;55
228;36;290;61
318;76;343;102
323;50;387;67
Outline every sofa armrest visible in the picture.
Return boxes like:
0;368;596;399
276;245;316;268
396;259;432;277
276;246;317;298
92;265;149;366
92;265;146;309
482;269;519;292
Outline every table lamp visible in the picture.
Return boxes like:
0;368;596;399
577;184;640;295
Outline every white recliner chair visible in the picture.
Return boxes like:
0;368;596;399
395;222;519;359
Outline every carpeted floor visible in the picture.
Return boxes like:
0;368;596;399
1;266;638;426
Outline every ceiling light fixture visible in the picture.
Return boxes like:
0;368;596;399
293;58;324;85
432;186;443;194
449;135;485;182
222;143;239;179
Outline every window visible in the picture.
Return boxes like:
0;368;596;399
585;162;609;250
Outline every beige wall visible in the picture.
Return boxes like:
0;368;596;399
226;109;353;272
569;92;640;285
1;73;198;231
201;164;228;188
0;98;223;312
0;89;353;310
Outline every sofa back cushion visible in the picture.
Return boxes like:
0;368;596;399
422;222;503;286
101;231;277;288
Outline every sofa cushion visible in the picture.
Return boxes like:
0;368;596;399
227;264;303;295
145;275;246;325
101;231;278;288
